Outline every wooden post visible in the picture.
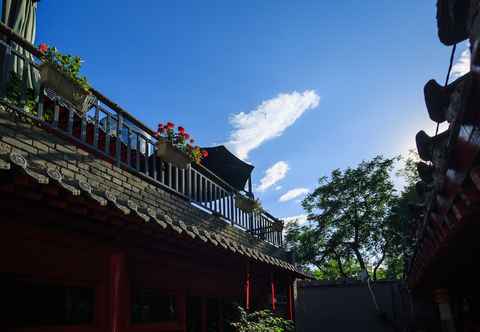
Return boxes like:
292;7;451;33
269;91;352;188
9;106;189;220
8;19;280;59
271;272;276;311
287;277;294;321
108;252;127;332
433;288;456;332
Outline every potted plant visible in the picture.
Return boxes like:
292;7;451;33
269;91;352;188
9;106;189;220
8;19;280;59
235;195;262;213
272;220;284;232
37;43;91;112
155;122;208;169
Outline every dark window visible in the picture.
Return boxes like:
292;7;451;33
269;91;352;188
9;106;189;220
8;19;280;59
131;288;176;324
0;275;95;328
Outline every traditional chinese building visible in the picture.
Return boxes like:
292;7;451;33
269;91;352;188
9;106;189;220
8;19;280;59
0;20;307;332
408;1;480;331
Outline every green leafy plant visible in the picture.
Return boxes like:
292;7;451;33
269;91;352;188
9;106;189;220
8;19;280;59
156;121;208;164
230;306;294;332
4;71;36;112
38;43;90;91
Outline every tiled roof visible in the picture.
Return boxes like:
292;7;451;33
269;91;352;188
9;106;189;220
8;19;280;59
0;145;308;277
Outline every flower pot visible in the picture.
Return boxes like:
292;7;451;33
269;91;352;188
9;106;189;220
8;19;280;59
156;139;191;170
235;195;259;213
39;63;90;113
272;221;284;232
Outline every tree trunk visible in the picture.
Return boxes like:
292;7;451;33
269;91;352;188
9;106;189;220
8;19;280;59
335;255;348;278
352;245;367;275
373;249;386;282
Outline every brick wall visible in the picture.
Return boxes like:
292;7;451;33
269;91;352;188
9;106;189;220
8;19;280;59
0;105;288;260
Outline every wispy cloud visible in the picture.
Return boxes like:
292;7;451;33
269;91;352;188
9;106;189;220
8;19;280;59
257;161;289;192
279;188;309;202
451;47;470;80
282;214;309;225
275;185;283;191
226;90;320;160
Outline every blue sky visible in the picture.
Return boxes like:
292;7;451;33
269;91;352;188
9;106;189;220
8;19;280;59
32;1;470;220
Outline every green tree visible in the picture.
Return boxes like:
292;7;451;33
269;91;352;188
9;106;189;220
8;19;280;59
285;153;421;281
286;156;401;281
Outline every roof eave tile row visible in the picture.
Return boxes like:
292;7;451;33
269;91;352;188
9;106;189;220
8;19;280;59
0;146;306;277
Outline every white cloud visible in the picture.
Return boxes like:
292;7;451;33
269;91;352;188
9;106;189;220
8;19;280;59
257;161;289;192
451;47;470;80
275;185;282;191
279;188;309;202
282;214;309;225
226;90;320;160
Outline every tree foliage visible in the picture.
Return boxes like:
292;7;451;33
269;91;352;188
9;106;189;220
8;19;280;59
285;154;419;281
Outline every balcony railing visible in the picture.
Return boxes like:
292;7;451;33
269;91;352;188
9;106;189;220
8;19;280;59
0;23;283;247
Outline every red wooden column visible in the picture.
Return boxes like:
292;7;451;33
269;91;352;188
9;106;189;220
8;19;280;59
271;272;276;311
244;261;252;310
108;251;128;332
287;276;294;321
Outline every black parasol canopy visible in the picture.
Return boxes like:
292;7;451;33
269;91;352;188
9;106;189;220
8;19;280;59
201;145;254;192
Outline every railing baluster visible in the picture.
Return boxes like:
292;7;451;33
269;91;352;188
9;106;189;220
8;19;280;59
192;170;197;201
93;105;100;148
53;103;60;128
116;114;123;167
104;113;111;155
168;163;172;188
37;87;44;121
136;133;140;170
126;126;131;167
144;139;149;176
175;166;179;192
80;113;87;142
152;144;157;180
181;168;185;195
199;175;203;204
187;167;192;199
220;189;227;217
161;161;165;184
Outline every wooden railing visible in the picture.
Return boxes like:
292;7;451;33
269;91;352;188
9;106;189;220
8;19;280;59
0;22;283;247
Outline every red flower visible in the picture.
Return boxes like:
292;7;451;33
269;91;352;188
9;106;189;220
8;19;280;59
166;122;174;129
202;150;209;158
38;43;48;53
184;133;190;140
178;126;185;134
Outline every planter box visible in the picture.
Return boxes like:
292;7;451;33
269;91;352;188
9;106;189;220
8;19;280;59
235;195;258;212
156;139;191;170
272;221;284;232
39;63;90;113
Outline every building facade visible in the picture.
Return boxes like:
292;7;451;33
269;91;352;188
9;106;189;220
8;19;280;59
0;22;306;332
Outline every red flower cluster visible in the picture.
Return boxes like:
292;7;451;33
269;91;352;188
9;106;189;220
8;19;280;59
155;122;208;164
38;43;48;53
